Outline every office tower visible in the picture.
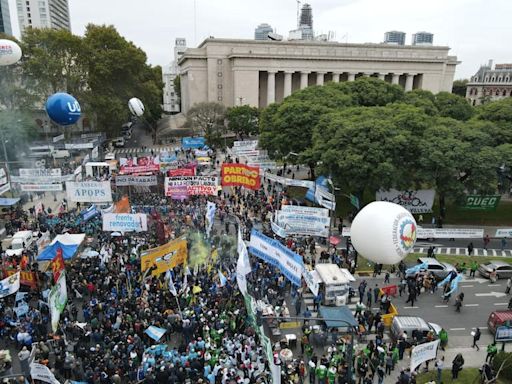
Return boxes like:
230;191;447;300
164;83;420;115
412;31;434;45
0;0;12;35
16;0;71;34
384;31;406;45
254;23;273;40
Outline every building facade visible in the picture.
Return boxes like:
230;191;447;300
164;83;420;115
384;31;405;45
16;0;70;34
466;61;512;106
254;23;273;41
412;31;433;45
0;0;12;35
162;38;187;113
178;38;458;113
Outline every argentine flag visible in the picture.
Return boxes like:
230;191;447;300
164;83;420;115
144;325;167;341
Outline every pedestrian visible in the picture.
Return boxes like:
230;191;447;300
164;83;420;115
502;237;507;251
486;342;498;363
451;353;464;379
484;234;490;250
506;277;512;294
467;242;474;256
373;284;380;303
469;260;478;278
472;327;481;351
439;328;448;351
366;290;372;308
455;292;464;312
435;356;444;384
377;364;385;384
384;271;390;284
508;296;512;310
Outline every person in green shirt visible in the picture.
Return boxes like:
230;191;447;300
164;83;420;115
327;366;337;384
439;328;448;351
470;261;478;278
486;342;498;363
316;364;328;384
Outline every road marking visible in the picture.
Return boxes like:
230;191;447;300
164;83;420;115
456;248;460;255
435;305;448;308
450;328;466;331
475;291;507;298
493;250;497;256
419;247;424;253
494;303;508;306
461;285;474;288
488;284;501;287
403;306;419;309
465;304;479;307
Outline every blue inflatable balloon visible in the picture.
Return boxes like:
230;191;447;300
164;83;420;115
45;92;81;126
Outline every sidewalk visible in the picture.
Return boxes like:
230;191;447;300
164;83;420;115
21;190;67;214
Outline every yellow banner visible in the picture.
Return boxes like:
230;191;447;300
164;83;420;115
141;237;188;276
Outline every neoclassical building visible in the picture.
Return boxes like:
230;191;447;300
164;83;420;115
178;38;458;112
466;61;512;106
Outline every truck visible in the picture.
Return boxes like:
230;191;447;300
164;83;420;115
6;230;34;257
314;264;356;306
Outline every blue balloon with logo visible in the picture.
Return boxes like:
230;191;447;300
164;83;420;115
45;92;81;126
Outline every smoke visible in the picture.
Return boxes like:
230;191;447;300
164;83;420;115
187;231;211;269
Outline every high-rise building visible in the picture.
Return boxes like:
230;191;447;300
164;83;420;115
0;0;12;35
163;38;187;113
412;31;434;45
384;31;406;45
299;3;313;28
254;23;273;40
16;0;71;34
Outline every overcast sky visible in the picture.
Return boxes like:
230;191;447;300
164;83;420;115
7;0;511;79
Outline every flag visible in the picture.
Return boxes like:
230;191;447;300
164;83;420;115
205;201;216;238
166;270;177;296
218;270;227;287
236;228;251;295
113;196;131;213
48;271;67;332
405;262;428;277
144;325;166;341
51;247;65;283
0;272;20;298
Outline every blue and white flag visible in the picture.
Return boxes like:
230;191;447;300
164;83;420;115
144;325;167;341
0;272;20;299
236;227;251;295
445;274;463;296
218;270;227;287
405;262;428;277
205;201;216;238
166;270;177;296
82;205;98;221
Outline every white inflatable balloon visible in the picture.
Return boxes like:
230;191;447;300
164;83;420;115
0;39;22;66
350;201;417;265
128;97;145;117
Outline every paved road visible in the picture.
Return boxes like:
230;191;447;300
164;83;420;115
125;119;154;148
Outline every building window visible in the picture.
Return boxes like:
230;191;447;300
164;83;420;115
506;77;510;82
217;59;222;64
217;72;222;77
492;77;495;82
496;89;500;96
218;96;223;101
485;77;489;82
217;84;222;89
503;90;507;96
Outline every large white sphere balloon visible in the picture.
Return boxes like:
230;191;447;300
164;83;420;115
0;39;22;66
351;201;417;265
128;97;145;117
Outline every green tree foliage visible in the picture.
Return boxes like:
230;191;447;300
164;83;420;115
452;79;468;97
434;92;474;121
226;105;260;139
473;97;512;144
185;102;226;147
402;89;438;116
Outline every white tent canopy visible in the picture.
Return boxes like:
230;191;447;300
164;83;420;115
50;233;86;246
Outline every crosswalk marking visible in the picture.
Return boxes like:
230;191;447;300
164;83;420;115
414;247;510;257
112;146;177;155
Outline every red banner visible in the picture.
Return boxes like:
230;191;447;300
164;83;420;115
3;270;36;289
168;168;195;177
221;163;261;190
119;156;160;174
51;248;65;283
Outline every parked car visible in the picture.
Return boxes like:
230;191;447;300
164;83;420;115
407;257;457;281
390;316;442;347
479;261;512;279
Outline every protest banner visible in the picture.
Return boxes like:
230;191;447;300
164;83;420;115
233;140;258;150
221;163;261;190
30;362;60;384
51;247;65;283
168;168;195;177
249;229;304;286
496;228;512;238
303;268;319;297
3;270;36;289
164;176;218;197
102;213;148;232
19;168;61;178
20;183;63;192
115;175;158;186
376;189;436;214
461;195;501;211
119;156;160;174
276;206;330;237
342;227;484;239
263;172;315;188
182;137;205;149
48;271;67;332
0;271;20;298
410;340;439;372
141;237;188;276
66;181;112;203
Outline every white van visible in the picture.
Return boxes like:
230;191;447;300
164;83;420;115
6;230;34;256
52;149;70;159
314;264;356;306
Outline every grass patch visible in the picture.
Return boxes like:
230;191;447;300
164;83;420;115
416;367;507;384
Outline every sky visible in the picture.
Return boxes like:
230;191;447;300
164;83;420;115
6;0;512;79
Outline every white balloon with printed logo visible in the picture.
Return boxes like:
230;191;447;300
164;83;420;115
350;201;417;265
0;39;22;66
128;97;145;117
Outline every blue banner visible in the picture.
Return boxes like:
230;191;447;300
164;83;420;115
82;205;98;222
182;137;206;149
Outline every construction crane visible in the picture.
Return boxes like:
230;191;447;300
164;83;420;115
296;0;301;28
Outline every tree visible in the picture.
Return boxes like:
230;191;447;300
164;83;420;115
452;79;468;97
185;102;226;146
434;92;474;121
344;77;404;106
226;105;259;139
402;89;439;116
0;110;38;161
473;97;512;145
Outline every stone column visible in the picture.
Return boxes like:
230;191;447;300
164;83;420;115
391;73;401;85
405;73;416;91
378;73;386;80
284;71;293;97
348;72;356;81
267;71;276;105
300;72;309;89
332;73;340;83
316;72;325;86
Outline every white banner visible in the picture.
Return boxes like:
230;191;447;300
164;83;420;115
247;161;277;169
315;186;336;211
30;362;60;384
21;183;63;192
65;142;94;149
92;146;99;160
115;175;158;186
264;172;315;188
276;206;330;237
233;140;258;150
48;272;67;332
65;181;113;203
303;269;319;297
410;340;439;372
281;205;329;217
495;229;512;238
249;229;304;286
376;189;436;214
0;272;20;298
11;174;74;183
20;168;62;178
164;176;218;196
102;213;148;232
52;133;65;143
0;182;10;195
342;227;485;239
